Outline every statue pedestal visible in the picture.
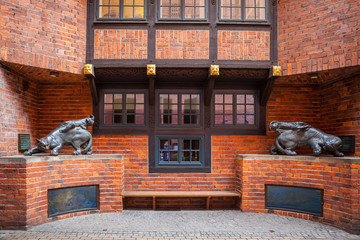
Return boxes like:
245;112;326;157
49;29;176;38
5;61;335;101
0;154;124;230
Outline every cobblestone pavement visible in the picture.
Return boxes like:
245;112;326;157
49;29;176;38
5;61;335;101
1;211;359;240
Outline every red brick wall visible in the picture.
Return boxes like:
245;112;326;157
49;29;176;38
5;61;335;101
218;31;270;61
320;76;360;156
37;81;92;139
278;0;360;75
238;155;360;233
0;65;38;156
0;0;86;74
94;29;148;59
0;155;124;229
156;30;209;59
0;160;27;229
91;135;238;191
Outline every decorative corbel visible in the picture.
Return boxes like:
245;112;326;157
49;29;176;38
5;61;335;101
206;65;219;106
84;64;98;105
260;65;281;106
147;64;156;105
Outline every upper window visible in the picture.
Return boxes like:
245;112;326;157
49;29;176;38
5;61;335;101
158;0;207;20
103;92;146;126
213;92;257;126
158;92;201;127
219;0;266;21
98;0;145;19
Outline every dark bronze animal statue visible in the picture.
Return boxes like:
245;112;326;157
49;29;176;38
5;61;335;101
269;121;344;157
24;115;94;156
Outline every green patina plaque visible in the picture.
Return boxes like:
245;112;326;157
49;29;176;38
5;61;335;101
18;134;31;151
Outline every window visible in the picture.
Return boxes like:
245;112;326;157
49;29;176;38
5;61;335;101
219;0;266;21
103;92;145;125
159;93;201;127
98;0;145;19
245;0;266;20
159;0;206;20
220;0;242;20
156;136;203;166
214;92;257;126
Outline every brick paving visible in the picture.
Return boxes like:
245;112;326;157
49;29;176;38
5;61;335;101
1;211;359;240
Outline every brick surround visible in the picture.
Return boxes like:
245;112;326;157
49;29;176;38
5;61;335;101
156;30;209;59
0;65;38;156
278;0;360;76
320;76;360;154
217;31;270;61
0;0;86;74
94;29;148;59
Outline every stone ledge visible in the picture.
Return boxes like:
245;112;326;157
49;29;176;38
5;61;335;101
0;154;124;164
236;154;360;164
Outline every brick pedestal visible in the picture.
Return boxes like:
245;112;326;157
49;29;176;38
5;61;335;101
0;154;124;230
238;154;360;234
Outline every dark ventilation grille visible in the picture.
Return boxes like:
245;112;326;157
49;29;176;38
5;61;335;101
339;135;355;153
266;185;323;216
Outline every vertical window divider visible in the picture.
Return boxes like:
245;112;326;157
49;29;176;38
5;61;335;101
181;0;185;20
178;138;181;163
241;0;245;21
177;94;181;125
122;93;126;124
233;94;236;126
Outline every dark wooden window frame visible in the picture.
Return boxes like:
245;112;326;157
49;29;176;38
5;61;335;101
96;0;147;21
99;89;149;129
155;136;204;166
156;90;204;128
212;90;260;129
157;0;208;21
218;0;269;23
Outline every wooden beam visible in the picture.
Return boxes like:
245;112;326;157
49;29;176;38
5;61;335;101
86;75;99;106
260;66;281;106
148;76;155;105
260;77;275;106
205;77;215;106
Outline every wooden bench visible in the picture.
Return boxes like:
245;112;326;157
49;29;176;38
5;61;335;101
122;191;241;210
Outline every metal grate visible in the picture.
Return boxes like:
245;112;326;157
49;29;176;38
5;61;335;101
339;135;355;153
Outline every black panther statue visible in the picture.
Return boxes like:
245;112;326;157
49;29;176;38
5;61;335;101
269;121;344;157
24;115;94;156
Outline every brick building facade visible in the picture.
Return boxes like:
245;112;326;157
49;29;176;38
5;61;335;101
0;0;359;233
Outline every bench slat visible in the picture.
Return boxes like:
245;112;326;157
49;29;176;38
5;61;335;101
123;191;241;198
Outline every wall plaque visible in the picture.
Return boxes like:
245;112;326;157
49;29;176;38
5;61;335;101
48;185;99;217
266;185;323;216
18;134;31;151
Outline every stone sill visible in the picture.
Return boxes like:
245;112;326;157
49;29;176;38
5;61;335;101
0;154;124;164
236;154;360;164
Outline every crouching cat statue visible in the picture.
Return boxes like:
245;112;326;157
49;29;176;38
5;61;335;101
24;115;94;156
269;121;344;157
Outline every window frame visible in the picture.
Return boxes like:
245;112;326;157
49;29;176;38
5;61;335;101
96;0;147;21
218;0;268;23
99;89;148;128
155;136;204;167
155;90;204;128
211;90;260;129
157;0;208;22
